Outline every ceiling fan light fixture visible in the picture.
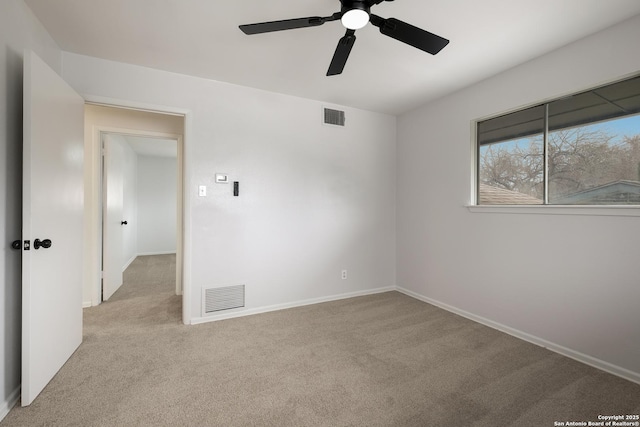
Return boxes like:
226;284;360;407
341;2;370;30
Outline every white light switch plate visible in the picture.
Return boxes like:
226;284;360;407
198;185;206;196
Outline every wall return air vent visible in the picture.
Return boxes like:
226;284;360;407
202;284;245;315
323;107;346;127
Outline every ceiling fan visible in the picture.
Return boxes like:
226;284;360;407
239;0;449;76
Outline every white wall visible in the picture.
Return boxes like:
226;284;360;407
0;0;62;418
136;155;177;255
63;54;397;321
397;14;640;382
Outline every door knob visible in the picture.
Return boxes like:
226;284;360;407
11;240;21;250
121;221;128;225
33;238;52;250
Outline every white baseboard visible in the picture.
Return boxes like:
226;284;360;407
396;287;640;386
122;254;137;272
82;300;92;308
0;387;20;422
191;286;396;325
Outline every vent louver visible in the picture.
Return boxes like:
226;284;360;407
324;108;345;126
202;285;245;315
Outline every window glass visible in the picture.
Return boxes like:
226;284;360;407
478;105;544;205
547;115;640;204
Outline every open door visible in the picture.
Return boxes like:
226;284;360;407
102;134;125;300
22;51;84;406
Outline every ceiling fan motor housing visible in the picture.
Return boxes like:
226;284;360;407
341;0;371;15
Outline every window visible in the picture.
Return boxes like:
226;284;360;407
477;75;640;205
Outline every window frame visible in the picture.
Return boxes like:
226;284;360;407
472;74;640;216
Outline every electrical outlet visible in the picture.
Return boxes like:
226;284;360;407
341;270;347;280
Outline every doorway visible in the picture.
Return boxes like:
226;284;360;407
84;103;186;319
101;132;179;302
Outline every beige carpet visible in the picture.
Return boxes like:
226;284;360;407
3;254;639;426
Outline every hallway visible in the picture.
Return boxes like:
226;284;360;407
90;254;181;324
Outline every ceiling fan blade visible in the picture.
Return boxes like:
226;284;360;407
239;13;340;35
370;15;449;55
327;30;357;76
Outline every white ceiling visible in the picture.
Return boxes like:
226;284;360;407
24;0;640;115
124;136;177;158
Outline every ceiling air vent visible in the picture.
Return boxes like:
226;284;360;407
323;107;345;127
202;285;245;315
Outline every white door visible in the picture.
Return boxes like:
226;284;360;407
22;51;84;406
102;134;125;300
